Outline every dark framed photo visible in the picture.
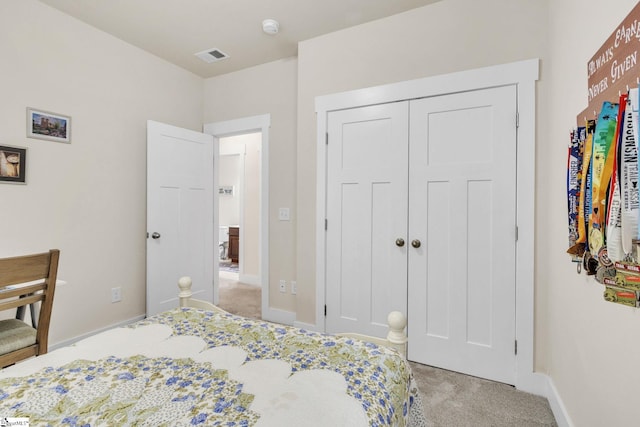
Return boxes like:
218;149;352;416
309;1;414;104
27;107;71;143
0;145;27;184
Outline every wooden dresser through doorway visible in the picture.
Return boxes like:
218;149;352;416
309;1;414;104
228;226;239;263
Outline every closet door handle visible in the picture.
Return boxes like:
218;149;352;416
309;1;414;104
411;239;421;248
395;238;405;247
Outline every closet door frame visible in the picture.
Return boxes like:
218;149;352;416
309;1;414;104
315;58;541;394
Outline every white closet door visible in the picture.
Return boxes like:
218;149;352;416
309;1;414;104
325;102;409;338
407;85;518;384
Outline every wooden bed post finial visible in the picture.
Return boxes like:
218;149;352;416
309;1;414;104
178;276;193;307
387;311;408;358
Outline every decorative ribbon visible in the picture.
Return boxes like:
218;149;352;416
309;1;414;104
580;122;597;275
589;101;619;255
630;87;640;241
605;94;627;262
567;127;584;259
582;121;596;247
621;91;639;256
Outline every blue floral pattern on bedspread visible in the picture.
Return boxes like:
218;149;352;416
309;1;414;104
138;308;414;426
0;308;421;426
0;355;257;426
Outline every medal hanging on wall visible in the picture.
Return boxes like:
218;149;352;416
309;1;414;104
582;121;598;275
605;94;627;264
630;87;640;243
589;102;619;281
619;91;639;260
589;101;619;255
598;97;626;283
567;127;585;263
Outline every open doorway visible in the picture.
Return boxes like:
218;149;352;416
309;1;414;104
204;114;270;320
217;133;262;317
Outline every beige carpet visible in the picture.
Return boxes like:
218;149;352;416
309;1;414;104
218;271;261;319
410;362;557;426
217;273;557;426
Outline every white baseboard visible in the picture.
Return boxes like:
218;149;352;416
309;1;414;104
544;375;573;427
262;306;295;325
49;314;146;351
293;320;322;332
238;273;260;286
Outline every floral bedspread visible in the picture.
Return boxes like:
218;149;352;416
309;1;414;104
0;308;426;426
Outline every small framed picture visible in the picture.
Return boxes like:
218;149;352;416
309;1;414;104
0;145;27;184
219;185;234;196
27;107;71;143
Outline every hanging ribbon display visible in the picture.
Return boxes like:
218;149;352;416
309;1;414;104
571;121;597;275
579;123;595;249
567;127;584;262
589;101;619;256
572;1;640;308
570;94;640;305
620;91;639;256
605;95;626;263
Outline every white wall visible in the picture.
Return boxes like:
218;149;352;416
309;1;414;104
0;0;204;345
545;1;640;425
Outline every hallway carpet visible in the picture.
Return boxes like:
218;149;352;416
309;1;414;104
218;271;261;319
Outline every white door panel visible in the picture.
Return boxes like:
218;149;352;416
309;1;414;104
324;85;517;384
325;103;409;337
408;85;517;384
147;120;214;316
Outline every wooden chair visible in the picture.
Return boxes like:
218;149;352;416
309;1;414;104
0;249;60;368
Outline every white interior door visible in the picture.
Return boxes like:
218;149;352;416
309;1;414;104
325;102;409;338
407;85;518;384
146;120;214;316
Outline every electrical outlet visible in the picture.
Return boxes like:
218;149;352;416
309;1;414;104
291;280;297;295
279;280;286;293
111;287;122;303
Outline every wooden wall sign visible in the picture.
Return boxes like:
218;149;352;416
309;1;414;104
578;1;640;123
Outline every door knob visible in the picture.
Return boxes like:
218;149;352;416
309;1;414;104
151;232;161;239
411;239;421;248
395;238;405;247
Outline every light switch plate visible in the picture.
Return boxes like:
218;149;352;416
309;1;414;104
278;207;290;221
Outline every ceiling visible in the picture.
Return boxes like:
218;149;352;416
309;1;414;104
38;0;442;78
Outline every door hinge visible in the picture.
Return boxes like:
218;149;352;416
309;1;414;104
515;226;519;242
515;340;518;355
324;305;327;316
325;219;328;230
516;112;520;129
326;132;329;145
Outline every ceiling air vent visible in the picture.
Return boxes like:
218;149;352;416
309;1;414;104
195;48;229;63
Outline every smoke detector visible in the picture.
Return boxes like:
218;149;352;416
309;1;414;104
262;19;279;35
194;48;229;63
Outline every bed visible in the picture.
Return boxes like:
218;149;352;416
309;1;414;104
0;277;426;426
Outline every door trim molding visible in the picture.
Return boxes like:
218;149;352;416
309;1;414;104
315;59;542;394
204;114;291;325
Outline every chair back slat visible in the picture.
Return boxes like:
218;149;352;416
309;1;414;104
0;249;59;368
0;253;54;287
0;283;46;301
0;294;43;312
